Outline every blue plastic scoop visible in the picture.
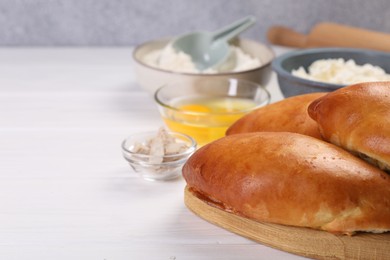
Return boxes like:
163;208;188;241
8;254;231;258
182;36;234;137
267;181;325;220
171;16;256;71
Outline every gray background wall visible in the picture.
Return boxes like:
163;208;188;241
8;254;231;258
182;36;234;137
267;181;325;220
0;0;389;46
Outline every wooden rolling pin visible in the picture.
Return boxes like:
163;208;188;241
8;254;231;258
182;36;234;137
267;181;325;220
267;22;390;52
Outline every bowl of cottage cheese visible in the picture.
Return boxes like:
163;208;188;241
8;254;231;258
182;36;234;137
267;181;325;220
133;37;274;95
272;48;390;98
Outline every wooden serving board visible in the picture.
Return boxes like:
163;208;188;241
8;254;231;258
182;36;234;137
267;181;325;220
184;186;390;260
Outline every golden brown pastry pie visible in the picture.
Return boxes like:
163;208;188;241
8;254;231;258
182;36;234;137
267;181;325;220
226;93;325;139
308;81;390;171
183;132;390;235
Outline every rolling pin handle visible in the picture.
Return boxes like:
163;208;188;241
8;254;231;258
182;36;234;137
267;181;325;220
267;26;307;48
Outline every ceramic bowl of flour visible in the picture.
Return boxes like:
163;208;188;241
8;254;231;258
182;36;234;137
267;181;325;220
272;48;390;98
133;37;274;95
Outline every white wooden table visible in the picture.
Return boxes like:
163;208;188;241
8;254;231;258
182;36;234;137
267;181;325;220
0;47;308;259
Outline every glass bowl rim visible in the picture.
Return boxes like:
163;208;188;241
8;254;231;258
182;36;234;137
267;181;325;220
154;78;271;116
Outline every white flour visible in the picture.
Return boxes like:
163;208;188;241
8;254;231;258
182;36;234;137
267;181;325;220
292;58;390;85
143;44;262;73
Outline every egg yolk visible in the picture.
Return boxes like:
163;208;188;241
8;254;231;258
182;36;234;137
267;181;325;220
179;104;211;113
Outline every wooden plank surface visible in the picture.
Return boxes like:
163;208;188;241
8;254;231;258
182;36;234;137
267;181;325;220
184;186;390;260
1;47;310;260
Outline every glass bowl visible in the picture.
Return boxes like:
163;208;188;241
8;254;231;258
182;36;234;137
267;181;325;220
154;78;271;146
121;131;197;181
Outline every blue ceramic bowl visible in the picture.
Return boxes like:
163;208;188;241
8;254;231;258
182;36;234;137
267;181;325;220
272;48;390;98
